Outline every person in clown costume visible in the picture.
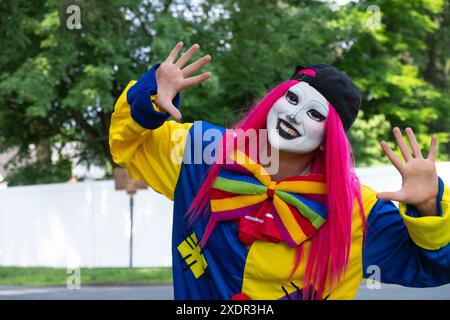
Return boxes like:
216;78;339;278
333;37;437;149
109;42;450;300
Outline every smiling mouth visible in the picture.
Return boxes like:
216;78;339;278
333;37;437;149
276;118;302;140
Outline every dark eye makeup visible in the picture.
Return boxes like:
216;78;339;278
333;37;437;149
307;109;326;122
286;91;298;105
285;90;326;122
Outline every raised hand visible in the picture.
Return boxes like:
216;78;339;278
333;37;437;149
377;127;439;216
155;42;212;120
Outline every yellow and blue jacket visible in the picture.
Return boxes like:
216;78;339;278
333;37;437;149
109;63;450;300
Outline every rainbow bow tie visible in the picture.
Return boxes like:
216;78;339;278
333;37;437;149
208;150;328;248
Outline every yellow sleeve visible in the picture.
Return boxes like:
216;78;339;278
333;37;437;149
399;178;450;250
109;81;192;200
359;184;379;217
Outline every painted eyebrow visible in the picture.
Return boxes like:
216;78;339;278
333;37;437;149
287;87;305;100
288;86;329;114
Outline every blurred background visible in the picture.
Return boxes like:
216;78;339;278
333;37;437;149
0;0;449;299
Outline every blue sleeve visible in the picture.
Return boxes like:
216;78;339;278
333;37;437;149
362;178;450;287
126;62;181;129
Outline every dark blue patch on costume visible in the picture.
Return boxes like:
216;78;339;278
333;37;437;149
363;184;450;288
127;63;181;129
171;121;249;299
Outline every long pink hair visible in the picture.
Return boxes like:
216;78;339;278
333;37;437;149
186;77;365;299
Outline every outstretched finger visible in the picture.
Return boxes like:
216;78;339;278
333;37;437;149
380;141;403;172
182;55;212;78
428;135;438;162
393;127;413;162
376;191;405;202
175;44;200;68
405;127;423;158
160;101;182;120
182;72;212;89
166;42;184;64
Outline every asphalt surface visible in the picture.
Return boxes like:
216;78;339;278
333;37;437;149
0;283;449;300
0;285;173;300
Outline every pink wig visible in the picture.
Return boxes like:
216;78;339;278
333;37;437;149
186;77;365;299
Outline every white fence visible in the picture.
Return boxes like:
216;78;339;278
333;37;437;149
0;181;173;268
0;163;449;268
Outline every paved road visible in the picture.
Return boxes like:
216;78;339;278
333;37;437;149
355;283;450;300
0;283;449;300
0;285;173;300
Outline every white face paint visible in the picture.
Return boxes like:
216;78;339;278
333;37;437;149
267;82;329;154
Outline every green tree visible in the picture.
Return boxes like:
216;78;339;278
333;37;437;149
0;0;153;184
337;0;449;160
0;0;448;185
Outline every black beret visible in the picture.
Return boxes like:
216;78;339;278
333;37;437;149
291;63;361;131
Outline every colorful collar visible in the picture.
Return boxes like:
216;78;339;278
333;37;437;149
203;150;328;248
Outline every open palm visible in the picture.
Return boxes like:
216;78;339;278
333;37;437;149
155;42;212;120
377;127;439;216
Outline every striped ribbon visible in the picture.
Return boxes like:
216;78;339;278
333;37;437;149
203;150;328;248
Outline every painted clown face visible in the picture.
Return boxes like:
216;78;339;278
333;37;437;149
267;81;329;153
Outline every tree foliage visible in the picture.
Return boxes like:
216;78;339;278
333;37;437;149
0;0;448;185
